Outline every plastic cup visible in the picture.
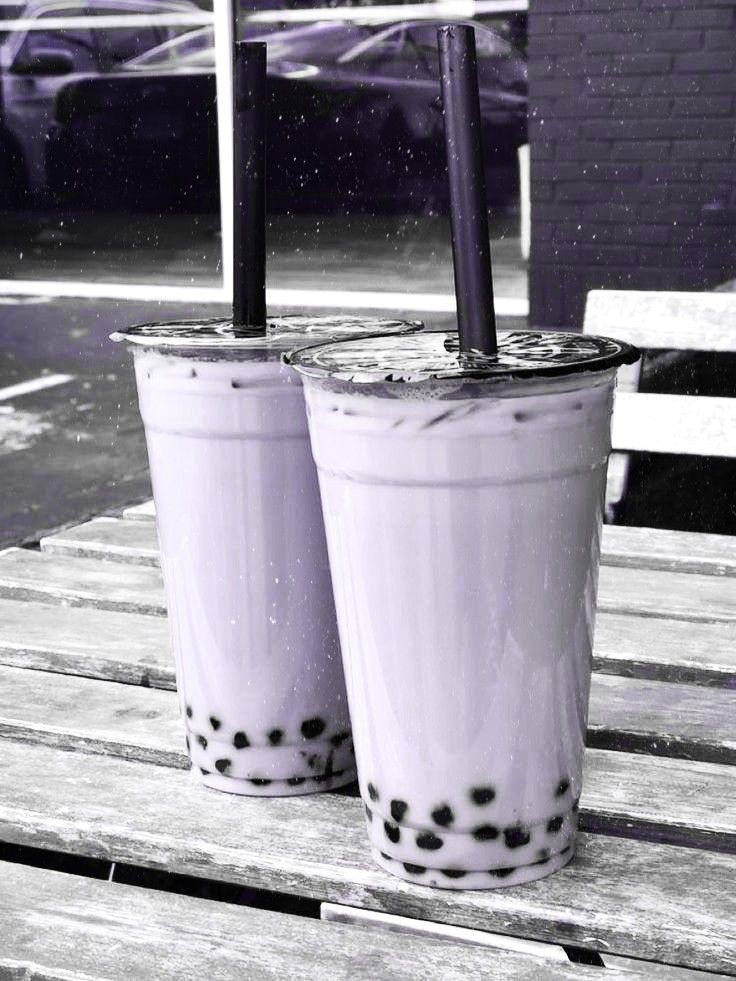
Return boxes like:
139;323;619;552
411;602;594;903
287;329;638;882
112;315;422;796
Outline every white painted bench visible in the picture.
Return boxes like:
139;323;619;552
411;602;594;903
583;290;736;520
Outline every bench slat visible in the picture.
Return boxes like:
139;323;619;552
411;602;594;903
1;861;596;981
612;392;736;458
0;599;733;692
583;290;736;353
0;666;732;850
0;655;732;773
0;740;732;974
42;516;736;578
2;549;734;624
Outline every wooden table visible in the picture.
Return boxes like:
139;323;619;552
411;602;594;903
0;507;734;979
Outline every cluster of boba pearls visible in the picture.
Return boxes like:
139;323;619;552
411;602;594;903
184;704;355;789
362;778;579;888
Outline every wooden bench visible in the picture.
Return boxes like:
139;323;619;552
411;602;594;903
583;289;736;521
0;504;734;976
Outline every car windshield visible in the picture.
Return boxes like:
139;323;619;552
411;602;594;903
125;25;213;69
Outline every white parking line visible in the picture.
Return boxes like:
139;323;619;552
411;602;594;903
0;374;74;402
0;280;529;317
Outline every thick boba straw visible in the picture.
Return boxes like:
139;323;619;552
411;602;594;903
233;40;267;330
437;24;497;356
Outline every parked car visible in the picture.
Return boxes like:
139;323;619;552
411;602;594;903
46;18;528;214
0;0;204;205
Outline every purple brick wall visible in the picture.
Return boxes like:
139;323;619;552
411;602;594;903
528;0;736;327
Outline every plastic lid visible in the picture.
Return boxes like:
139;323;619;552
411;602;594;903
111;315;423;357
285;330;640;384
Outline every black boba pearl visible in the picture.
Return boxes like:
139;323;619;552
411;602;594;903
431;804;454;828
384;821;401;844
196;734;208;750
367;782;379;802
301;717;326;739
473;824;499;841
250;778;272;787
504;825;531;849
209;716;221;731
390;799;408;823
470;786;496;806
268;728;284;746
233;731;249;749
416;832;443;851
364;804;373;822
441;868;467;879
403;863;426;875
490;867;515;878
547;815;563;834
330;732;350;748
556;778;570;797
287;777;305;786
185;705;192;718
215;758;231;774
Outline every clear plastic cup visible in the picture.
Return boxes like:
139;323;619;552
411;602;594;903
288;329;638;882
112;315;422;796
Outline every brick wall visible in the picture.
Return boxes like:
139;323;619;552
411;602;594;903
528;0;736;327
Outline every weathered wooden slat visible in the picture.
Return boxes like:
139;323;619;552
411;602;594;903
42;517;736;578
594;613;736;689
0;742;733;973
587;674;736;765
0;666;732;849
0;548;166;615
612;392;736;458
1;862;609;981
0;599;733;696
3;548;734;624
0;598;173;687
583;290;736;353
601;525;736;578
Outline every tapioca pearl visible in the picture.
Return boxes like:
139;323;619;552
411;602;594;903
250;778;272;787
330;732;350;748
440;869;467;879
301;717;326;739
489;867;515;879
546;815;563;834
268;728;283;746
403;863;426;876
185;705;192;718
364;804;373;822
555;778;570;798
233;731;249;750
416;832;443;851
196;735;208;750
215;758;231;774
209;716;221;731
367;782;379;802
390;799;408;823
470;786;496;806
504;825;531;849
287;776;305;786
431;804;454;828
473;824;499;841
384;821;401;844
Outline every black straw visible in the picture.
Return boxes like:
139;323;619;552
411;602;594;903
233;41;267;330
437;25;497;356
